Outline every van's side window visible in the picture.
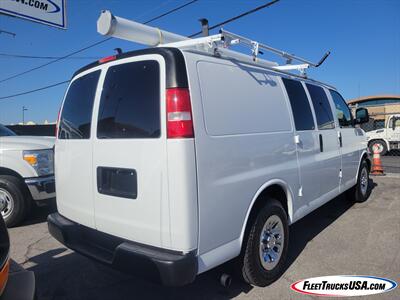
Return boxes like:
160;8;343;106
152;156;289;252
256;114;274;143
59;70;100;139
306;84;335;130
329;90;353;127
282;78;315;131
97;60;160;139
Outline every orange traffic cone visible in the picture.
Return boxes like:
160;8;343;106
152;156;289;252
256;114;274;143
370;143;385;176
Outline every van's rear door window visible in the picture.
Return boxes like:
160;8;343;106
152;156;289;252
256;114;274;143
59;70;100;139
97;60;160;139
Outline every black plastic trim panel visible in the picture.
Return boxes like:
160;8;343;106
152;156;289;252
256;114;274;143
73;47;188;88
97;167;137;199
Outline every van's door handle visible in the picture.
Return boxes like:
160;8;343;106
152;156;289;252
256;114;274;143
338;131;343;147
319;134;323;152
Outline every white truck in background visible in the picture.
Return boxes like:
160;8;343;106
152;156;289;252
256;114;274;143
0;124;55;227
366;114;400;155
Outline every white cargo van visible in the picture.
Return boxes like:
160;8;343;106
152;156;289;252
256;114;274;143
48;13;371;287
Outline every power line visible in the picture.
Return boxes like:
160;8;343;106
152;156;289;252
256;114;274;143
0;0;280;100
0;38;112;84
0;80;70;100
144;0;198;23
0;0;200;100
189;0;280;37
0;0;199;61
0;53;101;60
0;0;199;84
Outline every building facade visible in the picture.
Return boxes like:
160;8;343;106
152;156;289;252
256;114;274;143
347;95;400;131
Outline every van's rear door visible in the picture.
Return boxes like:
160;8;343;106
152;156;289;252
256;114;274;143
92;56;168;248
56;70;101;228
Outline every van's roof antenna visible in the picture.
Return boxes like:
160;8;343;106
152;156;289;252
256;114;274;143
97;10;331;77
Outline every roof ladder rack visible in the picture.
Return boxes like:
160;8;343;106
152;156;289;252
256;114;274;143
97;10;331;77
219;29;330;76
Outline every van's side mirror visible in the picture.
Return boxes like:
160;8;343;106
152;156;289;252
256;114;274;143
392;118;397;130
354;108;369;124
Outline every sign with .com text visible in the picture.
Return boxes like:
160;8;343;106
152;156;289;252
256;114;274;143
0;0;66;29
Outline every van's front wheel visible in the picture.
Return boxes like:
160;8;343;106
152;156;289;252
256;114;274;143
239;199;289;287
0;176;30;227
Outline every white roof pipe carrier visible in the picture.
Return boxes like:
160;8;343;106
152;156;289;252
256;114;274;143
97;10;188;46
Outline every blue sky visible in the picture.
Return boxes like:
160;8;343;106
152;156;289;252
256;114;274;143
0;0;399;124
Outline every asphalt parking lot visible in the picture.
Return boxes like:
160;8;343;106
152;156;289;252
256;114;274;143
381;153;400;173
8;176;399;300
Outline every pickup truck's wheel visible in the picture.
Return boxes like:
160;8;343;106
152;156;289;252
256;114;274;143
238;199;289;287
0;176;30;227
369;140;387;156
347;160;370;203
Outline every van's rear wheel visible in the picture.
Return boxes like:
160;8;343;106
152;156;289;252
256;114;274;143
239;199;289;287
0;176;30;227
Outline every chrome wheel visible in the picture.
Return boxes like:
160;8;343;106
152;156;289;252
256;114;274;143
259;215;284;270
0;188;14;219
360;167;369;196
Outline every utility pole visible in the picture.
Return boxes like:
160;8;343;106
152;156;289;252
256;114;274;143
22;106;28;125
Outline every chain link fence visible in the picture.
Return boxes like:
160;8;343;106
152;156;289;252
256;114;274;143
355;109;400;173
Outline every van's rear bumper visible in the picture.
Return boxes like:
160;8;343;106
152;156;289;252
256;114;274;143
47;213;198;286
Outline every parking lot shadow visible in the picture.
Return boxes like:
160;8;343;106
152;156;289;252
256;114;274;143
26;180;377;300
285;178;376;272
27;248;253;300
21;202;57;227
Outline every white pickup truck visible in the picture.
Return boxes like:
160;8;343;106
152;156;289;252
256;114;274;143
0;124;55;227
366;114;400;155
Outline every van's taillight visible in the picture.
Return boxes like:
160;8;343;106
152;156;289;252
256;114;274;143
166;88;194;138
99;55;116;64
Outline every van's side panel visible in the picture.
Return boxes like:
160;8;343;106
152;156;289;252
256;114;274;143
183;52;299;264
166;139;198;251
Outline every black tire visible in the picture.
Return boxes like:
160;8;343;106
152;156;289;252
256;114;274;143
238;199;289;287
369;140;387;156
347;160;370;203
0;175;30;227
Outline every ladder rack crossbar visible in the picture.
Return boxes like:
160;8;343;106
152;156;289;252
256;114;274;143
220;29;325;67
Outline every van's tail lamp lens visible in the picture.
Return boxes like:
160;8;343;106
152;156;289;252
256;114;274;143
166;88;194;138
99;55;116;64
